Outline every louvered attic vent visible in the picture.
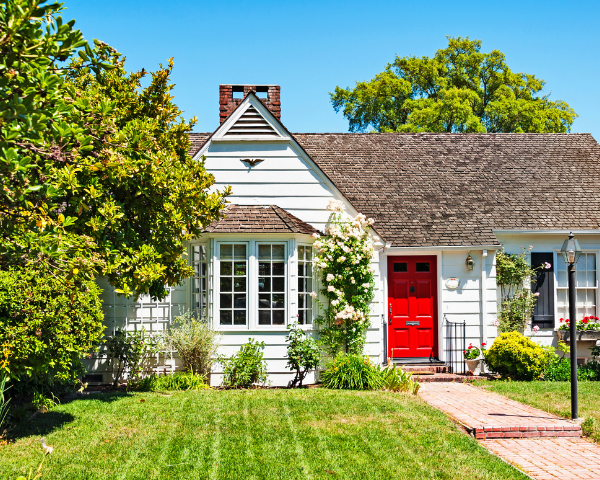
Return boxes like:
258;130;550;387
224;106;278;136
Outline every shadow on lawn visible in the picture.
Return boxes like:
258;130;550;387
61;391;133;405
8;411;75;441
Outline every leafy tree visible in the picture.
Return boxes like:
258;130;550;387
331;36;577;133
0;264;104;383
0;0;230;299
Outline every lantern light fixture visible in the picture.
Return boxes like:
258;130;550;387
560;232;582;265
466;254;475;271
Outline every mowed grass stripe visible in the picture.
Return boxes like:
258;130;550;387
0;389;529;480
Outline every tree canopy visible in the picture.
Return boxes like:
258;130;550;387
0;0;229;299
330;36;577;134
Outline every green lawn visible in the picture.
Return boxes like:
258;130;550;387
0;389;528;480
474;381;600;443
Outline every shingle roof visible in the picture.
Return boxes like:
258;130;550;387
205;204;320;235
292;133;600;247
189;133;211;157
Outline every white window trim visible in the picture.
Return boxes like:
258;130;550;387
297;243;316;327
211;237;297;331
553;249;600;330
214;241;250;331
187;240;210;320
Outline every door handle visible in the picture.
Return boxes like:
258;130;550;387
388;303;392;324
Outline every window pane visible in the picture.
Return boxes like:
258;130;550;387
234;310;246;325
578;269;586;287
272;244;285;259
221;277;232;292
259;294;271;308
588;254;596;270
234;277;246;292
588;271;596;288
298;245;305;257
234;294;246;308
416;262;430;272
299;294;305;308
220;294;232;309
234;262;246;276
298;264;305;277
272;294;285;308
298;310;305;325
259;262;271;276
220;261;232;276
307;264;312;276
221;244;232;259
306;249;312;261
272;262;284;276
394;263;407;272
234;244;246;259
220;310;232;325
258;244;271;259
259;277;270;292
259;310;271;325
273;310;285;325
557;270;567;288
272;277;285;292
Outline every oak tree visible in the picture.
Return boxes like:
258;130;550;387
331;36;577;133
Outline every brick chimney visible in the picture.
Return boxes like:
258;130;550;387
219;85;281;124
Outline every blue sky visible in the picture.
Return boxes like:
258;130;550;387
67;0;599;138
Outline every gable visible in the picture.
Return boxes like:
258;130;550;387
209;93;289;142
223;105;278;137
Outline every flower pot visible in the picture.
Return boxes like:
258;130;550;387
558;330;600;342
465;358;483;376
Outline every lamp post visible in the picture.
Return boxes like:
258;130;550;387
560;232;582;420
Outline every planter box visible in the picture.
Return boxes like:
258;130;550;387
558;330;600;343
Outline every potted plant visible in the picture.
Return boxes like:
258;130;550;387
558;316;600;342
464;343;486;375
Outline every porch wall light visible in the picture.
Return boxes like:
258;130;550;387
466;254;475;271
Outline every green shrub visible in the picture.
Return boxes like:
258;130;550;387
484;332;550;380
165;312;220;376
320;353;383;390
0;265;104;385
135;371;209;392
104;328;162;387
285;322;321;388
221;339;268;388
379;364;420;394
543;358;600;381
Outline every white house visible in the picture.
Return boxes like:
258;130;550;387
87;84;600;386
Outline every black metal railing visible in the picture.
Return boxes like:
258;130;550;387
445;316;466;374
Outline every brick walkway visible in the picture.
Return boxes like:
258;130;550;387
419;383;581;439
418;383;600;480
483;438;600;480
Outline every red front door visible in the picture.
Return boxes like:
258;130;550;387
387;256;438;359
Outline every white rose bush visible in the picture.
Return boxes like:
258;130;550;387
312;200;376;355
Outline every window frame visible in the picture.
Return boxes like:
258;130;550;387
553;249;600;329
188;242;209;320
256;241;288;328
297;243;315;326
211;237;297;331
215;241;250;330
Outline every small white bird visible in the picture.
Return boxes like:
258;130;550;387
40;437;53;455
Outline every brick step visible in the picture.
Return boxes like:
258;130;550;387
471;424;582;440
401;364;451;374
413;373;490;383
